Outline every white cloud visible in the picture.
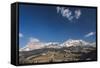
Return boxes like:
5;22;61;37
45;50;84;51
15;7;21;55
68;16;74;21
85;32;95;38
61;8;70;17
75;9;81;19
20;37;44;51
29;37;40;43
56;7;82;21
60;7;73;21
56;6;61;13
62;8;73;21
19;33;23;38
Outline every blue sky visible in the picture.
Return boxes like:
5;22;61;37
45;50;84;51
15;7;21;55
19;4;96;48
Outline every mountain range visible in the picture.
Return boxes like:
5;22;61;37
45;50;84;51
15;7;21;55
19;39;96;51
19;39;96;64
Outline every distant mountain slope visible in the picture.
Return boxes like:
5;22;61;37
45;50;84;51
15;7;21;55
19;39;96;64
19;45;96;64
19;39;96;51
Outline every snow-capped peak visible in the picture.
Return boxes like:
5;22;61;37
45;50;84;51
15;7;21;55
19;38;96;52
44;42;61;48
45;42;59;46
61;39;91;47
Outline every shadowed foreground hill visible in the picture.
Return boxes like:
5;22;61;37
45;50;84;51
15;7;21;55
19;46;97;64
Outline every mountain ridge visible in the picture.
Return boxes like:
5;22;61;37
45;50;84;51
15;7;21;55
19;39;96;51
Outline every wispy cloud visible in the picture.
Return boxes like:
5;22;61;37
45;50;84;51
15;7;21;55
85;32;95;38
19;33;23;38
62;8;73;21
56;6;81;21
75;9;81;19
56;6;61;13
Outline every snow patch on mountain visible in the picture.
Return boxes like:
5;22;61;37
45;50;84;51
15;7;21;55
61;39;91;47
44;42;61;48
19;38;96;51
